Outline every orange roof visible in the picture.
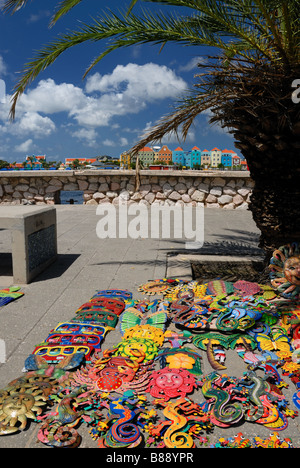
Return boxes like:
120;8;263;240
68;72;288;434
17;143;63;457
192;146;200;150
202;149;209;152
174;147;183;151
65;158;97;163
139;146;153;152
211;147;221;151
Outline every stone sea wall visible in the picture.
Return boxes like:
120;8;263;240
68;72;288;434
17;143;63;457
0;170;253;209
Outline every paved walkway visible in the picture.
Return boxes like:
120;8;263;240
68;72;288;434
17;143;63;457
1;205;295;448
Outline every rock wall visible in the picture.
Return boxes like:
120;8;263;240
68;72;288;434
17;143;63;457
0;170;253;209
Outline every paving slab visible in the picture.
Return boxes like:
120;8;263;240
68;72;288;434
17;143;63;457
1;205;299;448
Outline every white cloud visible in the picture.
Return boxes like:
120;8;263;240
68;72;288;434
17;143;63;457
140;121;196;145
86;62;187;102
120;137;128;146
0;95;56;138
27;10;51;23
16;64;186;131
18;112;56;136
103;136;129;147
19;79;86;114
103;139;116;147
71;128;98;147
0;63;187;154
0;79;5;104
179;57;206;72
0;56;7;76
15;139;34;153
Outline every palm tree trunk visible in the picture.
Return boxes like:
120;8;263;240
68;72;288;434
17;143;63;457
250;177;300;258
218;67;300;261
135;155;141;192
234;121;300;259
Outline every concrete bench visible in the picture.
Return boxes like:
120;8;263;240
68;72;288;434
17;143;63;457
0;206;57;284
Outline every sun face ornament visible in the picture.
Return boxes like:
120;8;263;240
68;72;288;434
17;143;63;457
269;243;300;299
115;337;158;363
0;388;47;433
123;325;165;346
147;367;198;401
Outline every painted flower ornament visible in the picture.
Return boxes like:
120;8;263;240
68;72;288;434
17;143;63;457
269;243;300;299
166;353;195;370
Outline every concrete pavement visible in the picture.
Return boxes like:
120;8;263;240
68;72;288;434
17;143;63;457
1;205;298;448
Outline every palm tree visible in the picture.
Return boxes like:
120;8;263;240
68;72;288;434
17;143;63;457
3;0;300;257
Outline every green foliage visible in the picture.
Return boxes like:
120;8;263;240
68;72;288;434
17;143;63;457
0;159;9;169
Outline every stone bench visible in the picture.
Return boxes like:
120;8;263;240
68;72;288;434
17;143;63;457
0;206;57;283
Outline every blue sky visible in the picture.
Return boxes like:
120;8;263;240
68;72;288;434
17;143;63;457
0;0;240;163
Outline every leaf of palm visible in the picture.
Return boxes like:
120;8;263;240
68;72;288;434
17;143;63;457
129;0;299;62
2;0;28;14
50;0;84;27
3;0;83;23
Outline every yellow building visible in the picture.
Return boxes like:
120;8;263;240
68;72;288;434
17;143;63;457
120;151;131;168
210;147;222;167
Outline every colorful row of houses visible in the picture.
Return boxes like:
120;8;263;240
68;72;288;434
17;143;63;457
1;146;247;171
120;145;247;169
3;155;48;170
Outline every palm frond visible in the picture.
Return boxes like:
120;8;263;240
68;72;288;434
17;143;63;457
2;0;83;26
50;0;83;27
2;0;29;14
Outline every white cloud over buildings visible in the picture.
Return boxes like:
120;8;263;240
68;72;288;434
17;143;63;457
0;62;187;157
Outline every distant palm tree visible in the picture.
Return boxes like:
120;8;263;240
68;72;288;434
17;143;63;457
3;0;300;256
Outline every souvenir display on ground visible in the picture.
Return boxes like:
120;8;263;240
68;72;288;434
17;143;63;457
0;243;299;448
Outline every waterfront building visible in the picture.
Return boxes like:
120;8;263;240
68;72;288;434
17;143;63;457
185;146;202;168
221;149;234;167
201;149;211;168
120;151;131;168
157;145;172;165
210;147;222;167
241;160;248;170
65;157;97;166
117;145;245;171
232;155;241;166
172;147;186;166
25;155;46;169
137;146;154;166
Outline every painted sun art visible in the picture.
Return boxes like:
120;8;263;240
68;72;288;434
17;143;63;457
269;243;300;299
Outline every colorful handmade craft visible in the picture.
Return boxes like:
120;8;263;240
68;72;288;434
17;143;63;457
269;243;300;299
156;347;203;375
1;254;300;448
120;299;168;335
147;367;198;401
138;278;183;296
0;287;24;307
